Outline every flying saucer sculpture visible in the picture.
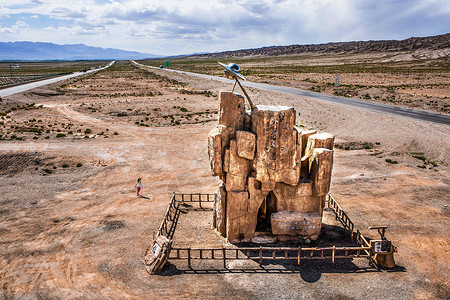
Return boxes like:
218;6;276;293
218;62;246;80
218;62;254;109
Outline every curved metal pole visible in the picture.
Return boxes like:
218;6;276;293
235;78;254;109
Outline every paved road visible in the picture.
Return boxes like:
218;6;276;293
0;61;115;98
132;61;450;126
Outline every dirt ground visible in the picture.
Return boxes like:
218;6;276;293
0;61;449;299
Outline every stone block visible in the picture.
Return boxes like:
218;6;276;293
225;173;247;192
294;126;303;165
236;130;256;160
228;139;252;177
226;191;249;242
144;235;172;274
300;129;317;157
218;92;245;129
305;132;334;157
218;125;235;153
273;182;323;212
277;165;300;186
251;105;298;185
223;148;230;173
261;178;277;192
271;211;322;239
310;148;334;196
215;184;227;237
208;128;222;176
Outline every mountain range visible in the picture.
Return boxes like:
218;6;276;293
1;34;448;61
191;33;450;58
0;42;160;61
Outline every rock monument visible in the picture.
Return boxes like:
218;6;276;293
208;91;334;243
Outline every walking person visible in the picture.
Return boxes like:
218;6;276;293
136;178;143;197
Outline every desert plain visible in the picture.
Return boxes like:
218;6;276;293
0;57;449;299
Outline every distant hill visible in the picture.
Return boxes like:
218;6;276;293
0;42;160;61
191;33;450;58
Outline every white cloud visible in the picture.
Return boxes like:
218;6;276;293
1;0;449;55
0;20;29;34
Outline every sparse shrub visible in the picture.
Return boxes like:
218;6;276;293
84;128;92;134
413;155;426;161
76;163;82;167
375;142;380;145
33;136;38;140
43;169;52;174
45;136;50;139
345;146;350;150
417;164;426;169
68;131;73;134
385;159;398;164
114;132;118;135
62;164;69;168
180;107;188;112
56;133;66;138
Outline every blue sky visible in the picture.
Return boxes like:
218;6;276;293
0;0;449;56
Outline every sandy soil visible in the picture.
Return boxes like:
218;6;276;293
0;61;448;299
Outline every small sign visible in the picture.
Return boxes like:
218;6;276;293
166;61;170;68
335;73;340;86
373;240;391;253
151;242;161;256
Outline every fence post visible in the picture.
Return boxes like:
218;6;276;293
297;247;301;266
223;248;226;269
187;248;191;269
332;246;336;265
259;247;263;266
199;193;202;209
